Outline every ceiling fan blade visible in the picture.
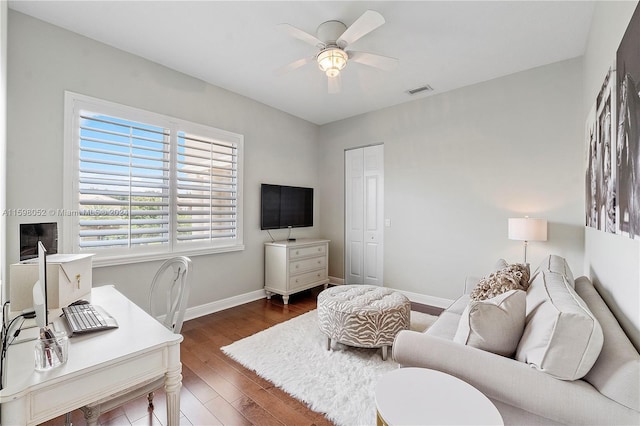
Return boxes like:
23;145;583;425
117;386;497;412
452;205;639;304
348;51;398;71
328;74;342;94
336;10;385;48
276;56;315;75
277;23;324;48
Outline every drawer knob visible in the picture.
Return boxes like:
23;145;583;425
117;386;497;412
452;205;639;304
296;250;299;255
295;265;299;269
317;260;321;264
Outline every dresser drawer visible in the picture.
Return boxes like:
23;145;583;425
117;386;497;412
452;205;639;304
290;256;326;274
289;244;326;259
264;239;330;305
289;269;328;290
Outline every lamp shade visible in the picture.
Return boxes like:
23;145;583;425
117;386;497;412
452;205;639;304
508;218;547;241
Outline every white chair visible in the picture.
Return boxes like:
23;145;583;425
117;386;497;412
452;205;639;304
78;256;192;426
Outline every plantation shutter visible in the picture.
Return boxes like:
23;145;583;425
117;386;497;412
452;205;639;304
78;112;170;248
176;131;238;243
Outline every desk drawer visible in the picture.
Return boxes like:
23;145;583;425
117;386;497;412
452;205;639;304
290;256;326;274
289;244;326;259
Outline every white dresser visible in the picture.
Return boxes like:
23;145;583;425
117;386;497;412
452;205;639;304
264;238;330;304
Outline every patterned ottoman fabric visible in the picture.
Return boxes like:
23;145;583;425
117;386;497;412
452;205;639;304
317;285;411;360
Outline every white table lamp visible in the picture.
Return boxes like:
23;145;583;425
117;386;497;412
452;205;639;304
508;217;547;264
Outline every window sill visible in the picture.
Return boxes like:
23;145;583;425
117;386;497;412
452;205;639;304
91;244;245;268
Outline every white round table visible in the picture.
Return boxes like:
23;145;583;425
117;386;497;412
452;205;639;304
375;367;503;425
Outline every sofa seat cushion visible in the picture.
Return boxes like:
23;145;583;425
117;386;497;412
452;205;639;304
454;290;526;357
516;266;603;380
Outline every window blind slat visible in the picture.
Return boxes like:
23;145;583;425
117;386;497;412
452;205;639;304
80;218;169;226
79;236;168;248
176;233;235;241
80;227;168;237
80;157;169;173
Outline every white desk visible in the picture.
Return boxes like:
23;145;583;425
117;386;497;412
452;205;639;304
0;285;183;425
375;367;503;425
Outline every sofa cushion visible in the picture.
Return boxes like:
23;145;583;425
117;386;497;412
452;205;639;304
454;290;526;357
424;310;462;340
516;269;603;380
424;293;470;340
445;293;470;316
531;254;575;288
470;263;530;301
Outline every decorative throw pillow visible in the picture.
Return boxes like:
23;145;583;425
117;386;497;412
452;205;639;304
470;263;530;301
454;290;526;357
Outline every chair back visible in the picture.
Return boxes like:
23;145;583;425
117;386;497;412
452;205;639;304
148;256;192;333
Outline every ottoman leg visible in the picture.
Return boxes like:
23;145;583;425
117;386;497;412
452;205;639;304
382;346;388;361
327;337;332;350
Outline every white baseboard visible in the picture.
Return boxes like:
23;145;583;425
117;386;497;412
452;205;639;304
183;285;454;322
329;279;453;309
391;289;454;309
184;289;267;322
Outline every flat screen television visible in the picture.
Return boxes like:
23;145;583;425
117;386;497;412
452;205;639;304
20;222;58;261
261;184;313;230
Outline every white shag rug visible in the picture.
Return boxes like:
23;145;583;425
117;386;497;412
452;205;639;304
221;309;437;426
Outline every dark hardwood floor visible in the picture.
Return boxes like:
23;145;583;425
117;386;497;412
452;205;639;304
41;286;442;426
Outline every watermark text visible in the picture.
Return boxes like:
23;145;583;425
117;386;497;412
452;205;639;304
2;208;127;217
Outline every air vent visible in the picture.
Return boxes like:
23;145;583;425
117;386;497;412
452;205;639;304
407;85;434;95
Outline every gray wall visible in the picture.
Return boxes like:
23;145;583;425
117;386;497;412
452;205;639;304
582;0;640;348
6;11;321;309
319;58;585;301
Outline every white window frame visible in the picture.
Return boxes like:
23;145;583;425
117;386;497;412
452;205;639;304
63;92;244;267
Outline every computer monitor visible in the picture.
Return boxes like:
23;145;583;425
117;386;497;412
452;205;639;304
32;241;48;329
20;222;58;261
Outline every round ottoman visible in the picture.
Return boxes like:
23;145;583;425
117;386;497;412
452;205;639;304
317;285;411;360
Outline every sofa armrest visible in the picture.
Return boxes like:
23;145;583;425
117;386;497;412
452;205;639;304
392;330;640;425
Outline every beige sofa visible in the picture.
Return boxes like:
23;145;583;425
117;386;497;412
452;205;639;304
392;255;640;425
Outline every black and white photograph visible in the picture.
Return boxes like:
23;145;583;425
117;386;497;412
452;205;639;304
616;4;640;240
586;68;616;234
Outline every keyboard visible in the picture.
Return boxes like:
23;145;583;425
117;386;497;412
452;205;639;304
61;304;119;335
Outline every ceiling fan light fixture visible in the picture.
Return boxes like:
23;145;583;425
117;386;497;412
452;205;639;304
317;47;347;77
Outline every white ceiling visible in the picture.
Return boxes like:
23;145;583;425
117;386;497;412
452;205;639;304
8;1;595;125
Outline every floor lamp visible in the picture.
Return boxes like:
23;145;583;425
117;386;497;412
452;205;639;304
508;217;547;264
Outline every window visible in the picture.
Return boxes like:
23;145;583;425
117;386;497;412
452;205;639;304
64;92;243;265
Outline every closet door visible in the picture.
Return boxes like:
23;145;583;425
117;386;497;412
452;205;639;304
345;145;384;285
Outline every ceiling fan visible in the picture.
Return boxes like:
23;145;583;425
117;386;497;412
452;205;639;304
277;10;399;94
